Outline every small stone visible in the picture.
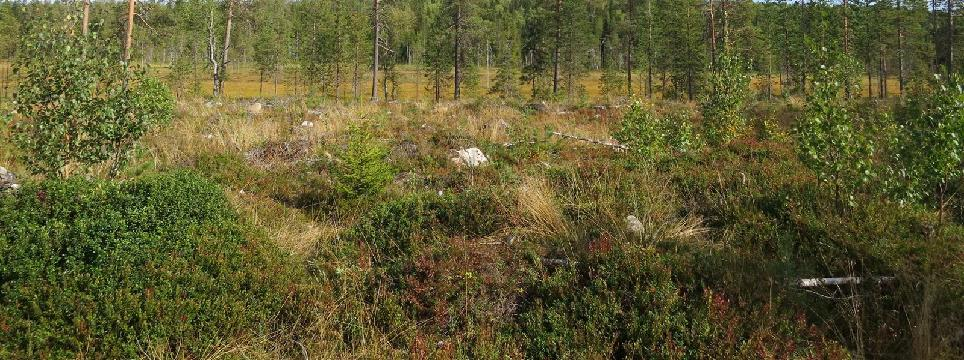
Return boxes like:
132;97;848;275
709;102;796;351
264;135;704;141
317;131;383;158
626;215;644;234
301;121;314;128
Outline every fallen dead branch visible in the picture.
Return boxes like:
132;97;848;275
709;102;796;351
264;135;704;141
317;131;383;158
550;131;629;151
796;276;895;288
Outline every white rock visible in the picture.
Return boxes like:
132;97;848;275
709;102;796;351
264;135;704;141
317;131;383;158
204;134;214;140
301;121;314;128
454;147;489;167
247;102;263;115
626;215;644;234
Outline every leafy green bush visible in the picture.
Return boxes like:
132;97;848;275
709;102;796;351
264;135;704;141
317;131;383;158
0;172;295;358
613;102;668;159
701;53;751;146
891;74;964;209
614;102;701;159
331;125;396;199
794;50;875;207
10;22;174;177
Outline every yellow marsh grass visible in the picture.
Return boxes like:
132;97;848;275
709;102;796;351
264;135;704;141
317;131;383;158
517;176;570;239
0;60;910;102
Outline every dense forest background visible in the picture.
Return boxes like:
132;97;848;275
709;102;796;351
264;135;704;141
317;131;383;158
0;0;959;101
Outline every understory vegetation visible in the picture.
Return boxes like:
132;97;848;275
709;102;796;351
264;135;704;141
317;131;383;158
1;7;963;360
3;88;962;358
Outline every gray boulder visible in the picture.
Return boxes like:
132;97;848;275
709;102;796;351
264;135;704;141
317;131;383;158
0;166;19;191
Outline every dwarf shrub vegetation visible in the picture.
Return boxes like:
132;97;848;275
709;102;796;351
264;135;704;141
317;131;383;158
0;172;294;358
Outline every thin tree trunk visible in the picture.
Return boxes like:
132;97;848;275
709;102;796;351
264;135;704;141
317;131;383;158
219;0;235;97
950;0;956;72
721;0;729;48
646;0;653;98
933;0;939;72
766;56;773;100
879;53;886;98
626;0;634;96
208;7;219;96
453;0;462;100
82;0;91;35
553;0;561;95
371;0;379;101
124;0;136;62
353;43;360;101
843;0;851;98
708;0;717;65
897;0;905;94
842;0;849;54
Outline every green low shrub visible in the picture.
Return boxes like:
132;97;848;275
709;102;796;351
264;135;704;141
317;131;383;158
516;246;847;359
0;172;295;358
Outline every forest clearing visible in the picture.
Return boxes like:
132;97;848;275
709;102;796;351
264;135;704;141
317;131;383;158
0;0;962;359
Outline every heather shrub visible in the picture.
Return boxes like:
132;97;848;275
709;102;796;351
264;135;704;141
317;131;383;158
516;245;847;359
0;172;296;358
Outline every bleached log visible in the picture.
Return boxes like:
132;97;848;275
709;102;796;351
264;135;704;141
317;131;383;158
796;276;895;288
550;131;629;151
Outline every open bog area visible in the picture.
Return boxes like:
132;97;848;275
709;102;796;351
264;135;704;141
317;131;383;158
0;1;962;359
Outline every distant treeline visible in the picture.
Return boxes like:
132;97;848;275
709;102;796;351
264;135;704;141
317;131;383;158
0;0;959;100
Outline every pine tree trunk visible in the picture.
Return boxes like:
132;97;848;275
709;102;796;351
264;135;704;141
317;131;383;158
950;0;956;72
708;0;717;65
553;0;561;95
932;0;939;71
371;0;379;101
879;53;886;99
454;0;462;100
626;0;635;96
897;0;905;94
721;0;729;48
646;0;653;98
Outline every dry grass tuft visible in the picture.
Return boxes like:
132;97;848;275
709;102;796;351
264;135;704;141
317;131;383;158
517;176;570;239
227;190;338;259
